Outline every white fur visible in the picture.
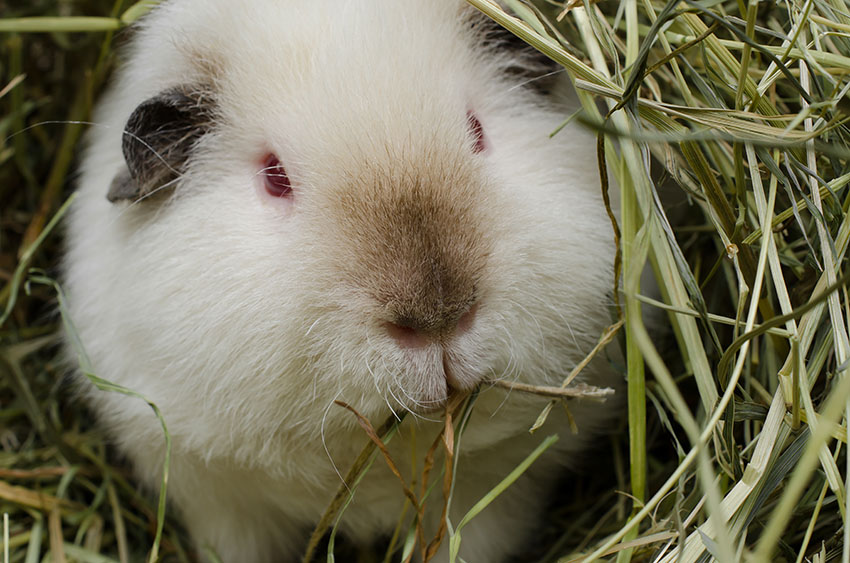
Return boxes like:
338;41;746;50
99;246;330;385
64;1;621;561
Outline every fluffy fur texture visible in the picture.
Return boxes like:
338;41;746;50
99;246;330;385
63;1;621;561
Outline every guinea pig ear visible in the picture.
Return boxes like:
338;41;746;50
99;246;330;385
107;87;215;203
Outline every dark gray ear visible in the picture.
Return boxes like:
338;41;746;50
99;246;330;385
107;87;215;203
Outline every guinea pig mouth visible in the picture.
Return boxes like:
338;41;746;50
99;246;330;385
420;386;467;417
399;348;480;415
442;352;475;393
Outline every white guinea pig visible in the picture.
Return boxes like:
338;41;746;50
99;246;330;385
63;0;621;561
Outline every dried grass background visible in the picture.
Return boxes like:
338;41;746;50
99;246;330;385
2;0;849;561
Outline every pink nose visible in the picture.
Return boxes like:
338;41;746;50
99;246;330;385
385;305;477;348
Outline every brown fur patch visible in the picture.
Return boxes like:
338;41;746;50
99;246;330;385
321;148;492;335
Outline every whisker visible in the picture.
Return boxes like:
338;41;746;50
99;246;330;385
320;389;349;490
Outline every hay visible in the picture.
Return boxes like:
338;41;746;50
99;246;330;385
466;0;850;560
2;0;849;561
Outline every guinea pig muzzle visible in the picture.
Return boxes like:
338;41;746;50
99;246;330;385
383;302;482;411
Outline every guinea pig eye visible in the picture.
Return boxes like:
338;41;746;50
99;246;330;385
467;111;486;154
261;153;292;198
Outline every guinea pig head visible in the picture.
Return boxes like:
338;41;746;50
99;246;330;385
104;85;504;422
66;0;614;471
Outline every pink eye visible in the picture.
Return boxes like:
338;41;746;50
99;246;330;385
467;111;486;153
261;153;292;198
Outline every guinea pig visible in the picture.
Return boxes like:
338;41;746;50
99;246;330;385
62;0;622;561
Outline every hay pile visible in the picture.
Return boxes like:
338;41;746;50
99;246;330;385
1;0;848;561
476;0;849;560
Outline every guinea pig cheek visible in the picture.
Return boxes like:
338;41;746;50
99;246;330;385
255;153;295;212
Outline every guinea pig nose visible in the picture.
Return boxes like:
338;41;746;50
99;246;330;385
384;321;431;349
384;304;477;349
457;304;477;334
